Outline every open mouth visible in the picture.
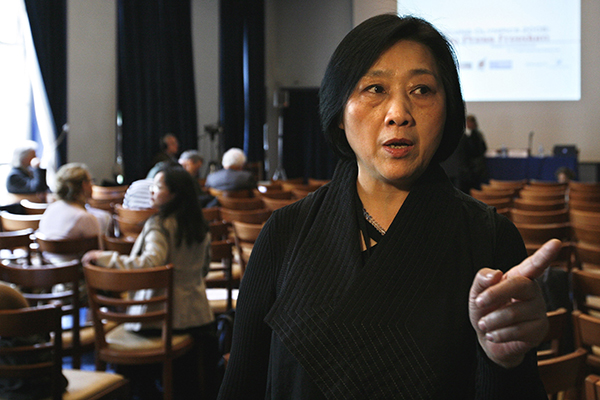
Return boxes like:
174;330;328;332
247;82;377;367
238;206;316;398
384;139;413;149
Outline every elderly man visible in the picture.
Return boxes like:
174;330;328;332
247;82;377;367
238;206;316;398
205;148;256;192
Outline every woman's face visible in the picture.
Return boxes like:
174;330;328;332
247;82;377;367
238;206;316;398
341;40;446;191
150;172;174;208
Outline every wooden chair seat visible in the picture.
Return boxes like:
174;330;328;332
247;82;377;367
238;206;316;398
103;235;136;255
206;288;238;315
104;325;192;354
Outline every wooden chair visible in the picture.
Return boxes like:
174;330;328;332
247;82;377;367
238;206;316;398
570;191;600;203
87;197;117;213
573;311;600;373
114;203;157;223
514;222;573;268
0;211;42;231
585;374;600;400
280;182;321;193
474;196;513;210
1;192;47;206
572;270;600;315
91;184;128;201
538;308;570;360
470;188;515;200
0;260;96;369
572;224;600;247
208;188;254;198
217;196;264;210
307;178;330;187
232;221;264;274
570;199;600;213
570;210;600;229
103;234;136;255
509;208;569;225
20;198;48;214
205;240;236;312
538;348;588;400
488;179;527;191
519;190;566;202
0;228;33;264
219;207;272;224
262;196;297;211
512;198;567;212
35;234;100;262
114;215;144;238
527;180;568;189
0;302;129;400
209;220;232;241
83;263;193;400
569;181;600;194
575;242;600;271
202;206;221;222
259;189;294;199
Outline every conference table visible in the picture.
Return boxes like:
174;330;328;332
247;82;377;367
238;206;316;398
485;155;578;181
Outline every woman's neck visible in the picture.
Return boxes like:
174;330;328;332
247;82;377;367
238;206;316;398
356;179;409;232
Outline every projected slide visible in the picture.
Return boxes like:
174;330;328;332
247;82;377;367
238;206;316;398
397;0;581;102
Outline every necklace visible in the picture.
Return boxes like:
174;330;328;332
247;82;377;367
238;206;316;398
362;208;386;235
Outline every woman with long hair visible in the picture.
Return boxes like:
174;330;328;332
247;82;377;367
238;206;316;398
83;165;218;399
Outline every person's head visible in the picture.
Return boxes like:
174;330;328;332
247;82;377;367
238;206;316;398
555;166;575;183
466;114;478;131
178;150;204;177
319;14;465;186
0;283;28;310
151;166;208;246
12;140;38;169
222;148;246;170
161;133;179;156
55;163;93;203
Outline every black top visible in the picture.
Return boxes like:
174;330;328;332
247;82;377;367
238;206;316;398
6;167;48;194
218;159;546;400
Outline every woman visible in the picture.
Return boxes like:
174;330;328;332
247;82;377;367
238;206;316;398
38;163;109;260
218;15;560;399
83;166;217;399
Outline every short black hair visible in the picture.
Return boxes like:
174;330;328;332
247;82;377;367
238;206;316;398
319;14;465;163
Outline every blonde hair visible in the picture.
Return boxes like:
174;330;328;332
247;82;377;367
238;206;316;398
55;163;91;202
0;283;28;310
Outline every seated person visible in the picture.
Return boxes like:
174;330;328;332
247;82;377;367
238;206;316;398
6;140;49;196
38;163;108;262
0;283;68;399
83;166;219;399
147;133;180;178
204;148;256;192
122;178;154;209
178;150;218;208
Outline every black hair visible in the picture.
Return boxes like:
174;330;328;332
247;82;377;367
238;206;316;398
319;14;465;163
156;165;209;247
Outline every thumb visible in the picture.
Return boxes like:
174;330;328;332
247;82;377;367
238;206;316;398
469;268;503;303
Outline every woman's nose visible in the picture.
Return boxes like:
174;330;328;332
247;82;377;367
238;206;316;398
384;94;413;127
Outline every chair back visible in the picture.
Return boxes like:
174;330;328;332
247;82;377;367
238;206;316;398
569;191;600;203
572;270;600;314
538;308;569;359
83;262;191;400
513;222;571;245
0;211;42;231
208;188;253;198
219;207;271;224
202;207;221;222
114;215;145;238
232;221;263;273
20;199;49;214
103;235;136;255
488;179;526;190
209;220;232;241
509;208;569;224
0;228;33;264
537;348;587;400
572;224;600;246
258;189;293;200
0;259;88;369
512;198;567;212
205;240;235;312
570;210;600;229
217;196;264;210
519;190;566;202
569;199;600;213
0;304;64;400
114;204;158;224
35;234;99;257
91;184;128;201
575;242;600;270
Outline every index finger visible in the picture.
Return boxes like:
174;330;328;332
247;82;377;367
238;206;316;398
504;239;562;281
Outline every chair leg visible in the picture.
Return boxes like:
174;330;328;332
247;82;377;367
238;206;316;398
163;359;173;400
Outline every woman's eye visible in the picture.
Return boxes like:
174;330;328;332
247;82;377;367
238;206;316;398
366;85;385;94
412;85;432;95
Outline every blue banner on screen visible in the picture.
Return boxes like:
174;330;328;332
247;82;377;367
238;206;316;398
398;0;581;102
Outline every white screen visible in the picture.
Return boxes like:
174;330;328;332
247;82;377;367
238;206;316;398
397;0;581;102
